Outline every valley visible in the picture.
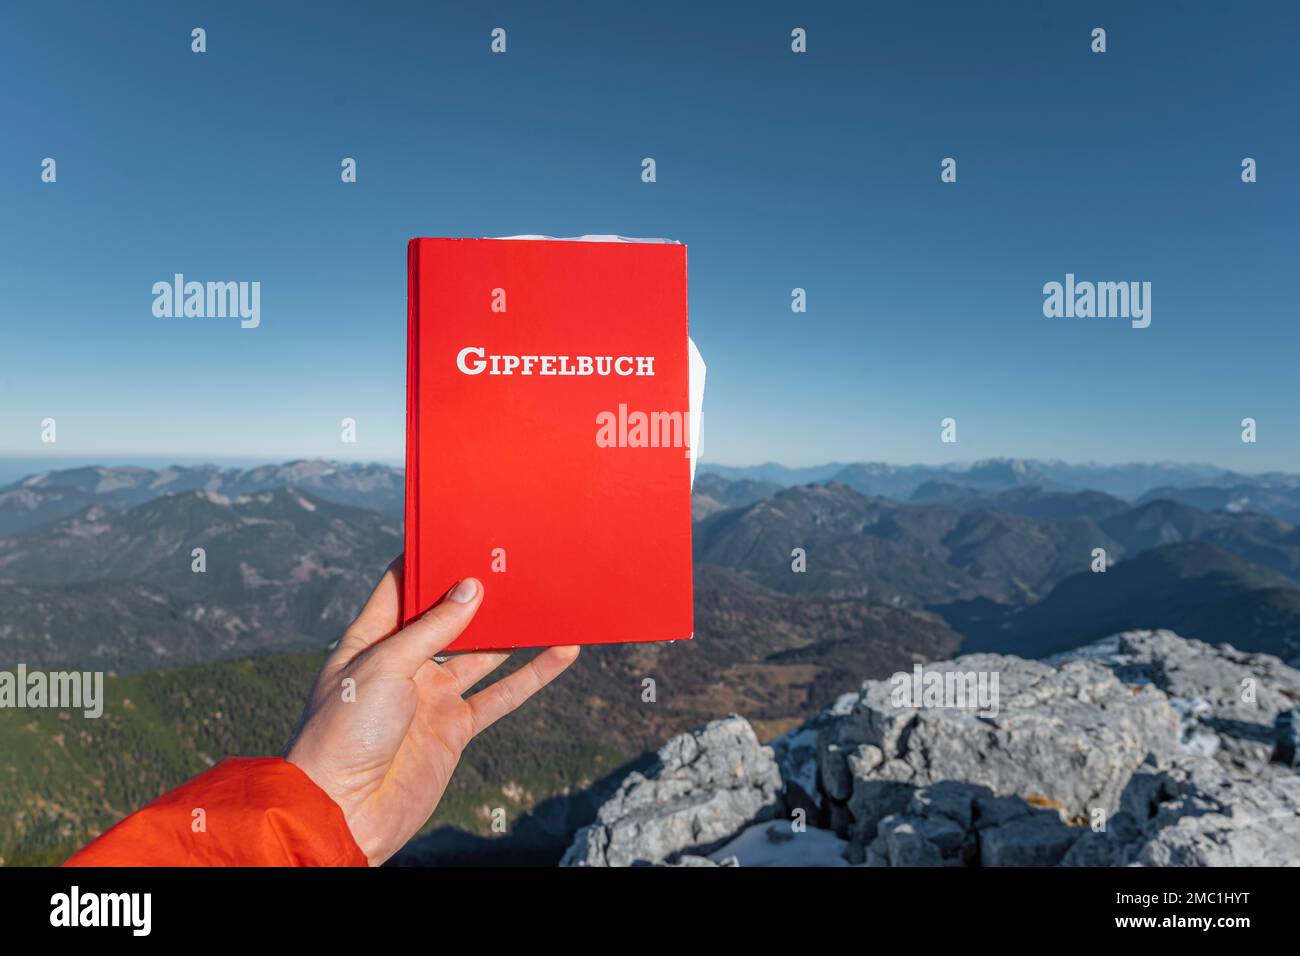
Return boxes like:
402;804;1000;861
3;457;1299;864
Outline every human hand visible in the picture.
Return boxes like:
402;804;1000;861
285;557;580;866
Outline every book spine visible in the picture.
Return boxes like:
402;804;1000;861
402;239;421;625
681;245;694;637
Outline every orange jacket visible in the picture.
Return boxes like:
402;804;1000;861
64;757;368;867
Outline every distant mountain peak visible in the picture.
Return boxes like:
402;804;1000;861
0;460;406;536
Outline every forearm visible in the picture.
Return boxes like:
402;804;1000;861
64;757;367;867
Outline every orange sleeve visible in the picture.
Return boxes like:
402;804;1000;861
63;757;368;867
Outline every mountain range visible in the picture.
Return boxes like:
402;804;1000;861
3;459;1300;670
0;460;404;537
701;458;1300;520
0;486;402;671
3;456;1300;864
7;458;1300;539
694;480;1300;658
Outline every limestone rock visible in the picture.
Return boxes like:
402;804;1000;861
560;715;782;866
563;630;1300;868
826;652;1179;845
1050;629;1300;771
1063;757;1300;867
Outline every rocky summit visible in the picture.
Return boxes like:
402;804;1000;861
561;717;783;867
561;630;1300;867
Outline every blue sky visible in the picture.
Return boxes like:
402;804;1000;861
2;0;1297;470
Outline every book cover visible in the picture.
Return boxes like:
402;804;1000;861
404;236;697;652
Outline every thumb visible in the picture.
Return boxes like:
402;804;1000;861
371;578;483;673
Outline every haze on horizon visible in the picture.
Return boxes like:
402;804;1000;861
0;452;1293;486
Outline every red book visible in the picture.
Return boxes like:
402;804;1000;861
404;237;698;652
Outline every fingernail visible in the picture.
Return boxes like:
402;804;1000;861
448;578;479;604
